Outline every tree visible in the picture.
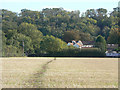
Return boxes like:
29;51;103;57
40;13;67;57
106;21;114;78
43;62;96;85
18;22;43;52
95;35;106;52
3;45;23;57
79;32;94;41
2;9;17;22
85;9;96;18
85;8;107;18
107;27;120;44
2;31;6;46
2;7;119;57
2;20;18;32
63;30;80;42
40;35;67;54
0;31;6;56
97;8;107;17
102;26;110;40
14;33;34;55
18;23;37;35
84;24;100;36
5;30;17;40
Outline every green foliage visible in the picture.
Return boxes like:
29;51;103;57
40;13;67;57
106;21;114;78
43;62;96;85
2;7;119;57
5;29;17;39
102;26;110;40
2;31;6;46
2;9;17;22
63;30;80;42
2;45;23;57
63;30;94;42
37;48;105;57
14;33;33;54
2;20;18;32
18;23;37;36
95;35;106;52
40;35;67;54
79;32;94;41
114;47;120;52
107;27;120;44
18;23;43;53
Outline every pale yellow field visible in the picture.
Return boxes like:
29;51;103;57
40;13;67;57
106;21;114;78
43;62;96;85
1;57;52;88
1;57;118;88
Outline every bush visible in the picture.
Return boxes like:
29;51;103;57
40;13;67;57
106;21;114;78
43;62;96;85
95;35;106;53
34;47;105;57
57;48;105;57
2;45;23;57
39;35;68;54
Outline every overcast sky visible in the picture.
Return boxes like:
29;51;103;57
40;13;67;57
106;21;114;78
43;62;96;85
0;0;119;13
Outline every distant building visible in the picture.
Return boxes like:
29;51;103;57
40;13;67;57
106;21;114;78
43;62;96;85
82;41;95;48
67;40;94;48
67;40;83;48
113;7;120;12
74;40;83;48
105;51;120;57
113;1;120;12
72;40;76;45
106;44;118;51
105;44;119;57
82;41;95;45
82;45;94;48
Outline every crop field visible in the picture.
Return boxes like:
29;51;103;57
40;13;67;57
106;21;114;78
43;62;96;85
1;57;118;88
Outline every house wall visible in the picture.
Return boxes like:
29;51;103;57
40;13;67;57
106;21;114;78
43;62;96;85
73;44;80;48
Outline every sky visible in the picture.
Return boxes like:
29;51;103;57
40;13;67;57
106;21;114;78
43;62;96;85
0;0;119;14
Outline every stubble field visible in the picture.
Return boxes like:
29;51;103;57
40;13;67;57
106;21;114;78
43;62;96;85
1;57;118;88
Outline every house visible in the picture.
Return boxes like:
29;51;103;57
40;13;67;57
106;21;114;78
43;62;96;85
105;51;120;57
82;41;95;45
67;40;94;48
82;41;95;48
106;44;118;51
73;40;83;48
105;44;119;57
67;40;83;48
113;7;120;12
82;45;94;48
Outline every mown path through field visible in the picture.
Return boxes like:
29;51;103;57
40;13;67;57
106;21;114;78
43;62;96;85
39;58;118;88
2;58;118;88
2;58;53;88
23;59;54;88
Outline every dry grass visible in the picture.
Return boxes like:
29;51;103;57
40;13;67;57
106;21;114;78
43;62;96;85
2;57;52;88
42;58;118;88
0;58;2;89
1;57;118;88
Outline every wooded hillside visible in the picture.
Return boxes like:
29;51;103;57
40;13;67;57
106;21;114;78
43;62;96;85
1;7;120;56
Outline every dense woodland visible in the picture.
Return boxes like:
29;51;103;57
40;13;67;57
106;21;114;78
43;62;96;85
1;7;120;57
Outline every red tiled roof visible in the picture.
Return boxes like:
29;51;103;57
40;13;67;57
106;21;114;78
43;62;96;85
70;43;73;45
76;43;82;46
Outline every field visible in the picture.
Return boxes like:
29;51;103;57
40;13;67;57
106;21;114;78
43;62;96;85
1;57;118;88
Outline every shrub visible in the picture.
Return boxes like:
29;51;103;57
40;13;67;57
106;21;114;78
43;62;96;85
2;45;23;57
35;47;105;57
95;35;106;53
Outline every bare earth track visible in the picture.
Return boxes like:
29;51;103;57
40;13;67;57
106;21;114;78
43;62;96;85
1;57;118;88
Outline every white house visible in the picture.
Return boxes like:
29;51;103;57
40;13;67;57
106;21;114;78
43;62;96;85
73;43;82;48
67;40;95;48
82;45;94;48
67;40;83;48
105;51;120;57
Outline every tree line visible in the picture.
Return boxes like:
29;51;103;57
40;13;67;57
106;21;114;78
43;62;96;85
1;7;120;57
